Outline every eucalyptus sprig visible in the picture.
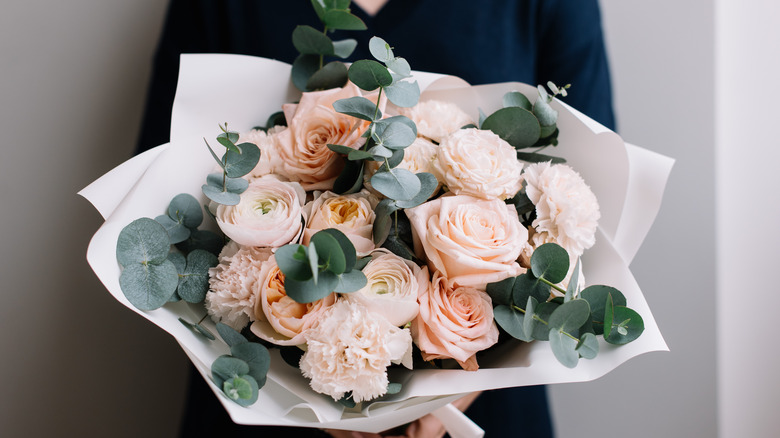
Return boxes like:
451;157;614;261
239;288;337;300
487;243;645;368
211;323;270;407
201;123;260;206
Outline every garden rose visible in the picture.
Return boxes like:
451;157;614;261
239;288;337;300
299;300;413;403
250;255;336;346
405;194;528;287
400;99;474;143
275;82;385;190
205;242;272;330
301;190;378;256
411;270;499;371
215;176;306;247
432;128;524;200
345;249;423;326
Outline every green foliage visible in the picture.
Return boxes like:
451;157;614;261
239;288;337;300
494;304;532;342
530;243;570;284
481;107;541;149
348;60;393;91
548;299;591;332
179;317;216;340
581;285;626;335
155;214;190;245
515;151;566;164
549;328;579;368
292;25;335;55
210;325;270;407
177;249;218;303
374;121;416;149
307;61;348;90
216;322;248;348
372;198;399;244
576;332;599;359
565;258;581;302
385;80;420;107
292;54;320;91
176;229;224;256
119;261;179;311
503;91;532;110
116;218;171;266
371;168;421;201
512;273;551;310
394;172;437;209
386;383;402;395
333;96;381;121
486;277;515;307
231;342;271;388
332;159;364;194
604;299;645;345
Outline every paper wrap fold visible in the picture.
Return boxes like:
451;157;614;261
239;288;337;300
80;54;673;434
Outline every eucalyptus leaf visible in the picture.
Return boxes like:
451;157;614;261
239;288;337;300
275;244;313;282
202;184;240;206
530;301;559;341
292;25;334;55
354;256;372;271
308;240;319;285
548;299;590;332
386;57;411;78
581;285;626;335
178;250;219;303
369;36;393;62
374;115;417;137
387;383;402;395
382;232;415;261
372;198;398;245
486;277;515;307
371;167;421;201
516;151;566;164
384;80;420;108
540;124;558;139
549;329;579;368
195;324;216;340
206;172;249;194
333;159;364;194
116;218;171;266
265;111;287;128
223;375;259;407
530;243;570;284
216;133;240;153
212;356;250;384
332;39;357;58
119;260;179;311
328;143;358;155
576;332;599;359
231;342;271;388
168;251;186;274
523;296;539;338
533;98;558;127
320;228;357;271
348;149;376;160
375;119;416;149
565;258;581;302
311;231;347;275
368;144;393;159
494;305;531;342
481;107;541;149
348;59;393;91
168;193;203;229
176;230;224;256
321;9;367;30
394;172;437;209
216;322;248;348
306;61;349;90
333;96;380;121
334;269;367;293
604;306;645;345
503;91;532;110
224;142;261;178
284;271;339;303
292;54;320;92
512;273;551;310
155;214;190;244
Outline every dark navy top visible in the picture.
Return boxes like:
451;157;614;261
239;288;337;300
136;1;615;437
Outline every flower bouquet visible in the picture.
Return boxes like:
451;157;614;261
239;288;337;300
81;2;672;435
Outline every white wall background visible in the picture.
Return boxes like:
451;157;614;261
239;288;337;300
1;1;777;437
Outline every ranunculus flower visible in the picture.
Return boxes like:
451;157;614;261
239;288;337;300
216;176;306;248
274;82;385;190
363;137;441;198
301;190;378;256
400;100;474;143
238;125;286;179
432;128;524;200
405;194;528;287
299;300;413;403
345;249;422;326
411;270;499;371
206;242;272;330
521;162;600;257
250;255;336;346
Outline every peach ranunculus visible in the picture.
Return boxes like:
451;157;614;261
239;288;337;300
432;128;524;201
250;255;336;346
215;175;306;248
411;270;499;371
274;82;385;191
405;195;528;288
345;249;423;327
399;100;474;143
301;190;378;256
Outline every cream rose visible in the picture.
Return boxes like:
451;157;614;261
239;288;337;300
432;128;524;200
345;249;422;326
274;82;385;190
411;270;499;371
405;195;528;287
216;176;306;248
400;100;474;143
301;190;378;256
206;242;272;330
250;255;336;346
300;300;413;403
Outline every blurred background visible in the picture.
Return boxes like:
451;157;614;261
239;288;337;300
0;0;776;436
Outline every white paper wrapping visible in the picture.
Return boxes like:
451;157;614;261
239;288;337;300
80;54;673;434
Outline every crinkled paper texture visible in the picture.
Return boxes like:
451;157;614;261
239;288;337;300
80;54;673;433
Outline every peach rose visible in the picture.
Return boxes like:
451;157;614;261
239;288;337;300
301;190;378;256
405;195;528;287
275;82;385;190
411;270;499;371
400;100;474;143
250;255;336;346
215;176;306;248
432;128;524;200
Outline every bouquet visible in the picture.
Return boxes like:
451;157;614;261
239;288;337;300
81;2;672;435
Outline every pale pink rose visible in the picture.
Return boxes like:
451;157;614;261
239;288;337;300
301;190;378;256
411;270;499;371
300;300;413;403
400;100;474;143
405;195;528;287
274;82;385;190
238;126;286;179
363;137;442;198
250;255;336;346
345;249;422;326
521;162;600;257
432;128;524;200
206;242;272;330
216;176;306;248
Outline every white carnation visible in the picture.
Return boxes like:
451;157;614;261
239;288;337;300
400;100;474;143
299;300;412;403
521;162;600;257
205;242;272;330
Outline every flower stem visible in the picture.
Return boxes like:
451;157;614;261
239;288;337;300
538;277;566;294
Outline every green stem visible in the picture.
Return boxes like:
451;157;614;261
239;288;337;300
198;314;208;324
394;210;399;238
373;87;383;121
319;26;329;69
512;305;579;342
538;276;566;294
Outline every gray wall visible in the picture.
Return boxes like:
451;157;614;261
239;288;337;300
0;1;721;437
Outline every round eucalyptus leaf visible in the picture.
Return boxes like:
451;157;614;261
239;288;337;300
371;168;421;201
202;183;240;206
319;228;357;271
292;54;320;92
284;272;339;303
494;305;531;342
512;273;551;310
308;240;320;285
384;80;420;108
523;296;539;338
176;230;224;256
549;329;579;368
349;149;378;160
311;231;347;275
328;143;357;155
368;144;394;159
394;172;438;209
564;258;581;302
178;250;219;303
540;124;558;139
321;9;367;31
375;115;417;137
307;61;348;90
515;151;566;164
216;322;248;348
231;342;271;388
116;218;171;266
333;159;364;195
481;107;541;149
119;260;179;311
386;382;403;395
223;374;259;407
224;142;261;178
369;36;393;62
275;244;313;282
265;110;287;128
292;25;334;55
486;277;515;307
548;299;591;332
503;91;532;110
576;332;599;359
334;270;367;293
386;57;411;78
530;301;559;341
333;96;380;121
581;285;626;334
168;193;203;229
354;255;372;271
533;98;558;127
332;39;357;59
194;324;216;340
155;214;190;244
167;251;186;273
212;355;250;385
376;120;416;149
381;233;415;261
372;198;397;245
604;306;644;345
348;59;393;91
205;172;249;194
530;243;570;284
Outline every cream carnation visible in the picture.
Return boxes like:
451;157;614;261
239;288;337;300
345;249;422;326
216;176;306;248
521;162;600;257
205;242;272;330
302;190;378;256
238;126;286;179
432;128;524;200
411;270;499;371
299;300;413;403
400;100;474;143
250;255;336;346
